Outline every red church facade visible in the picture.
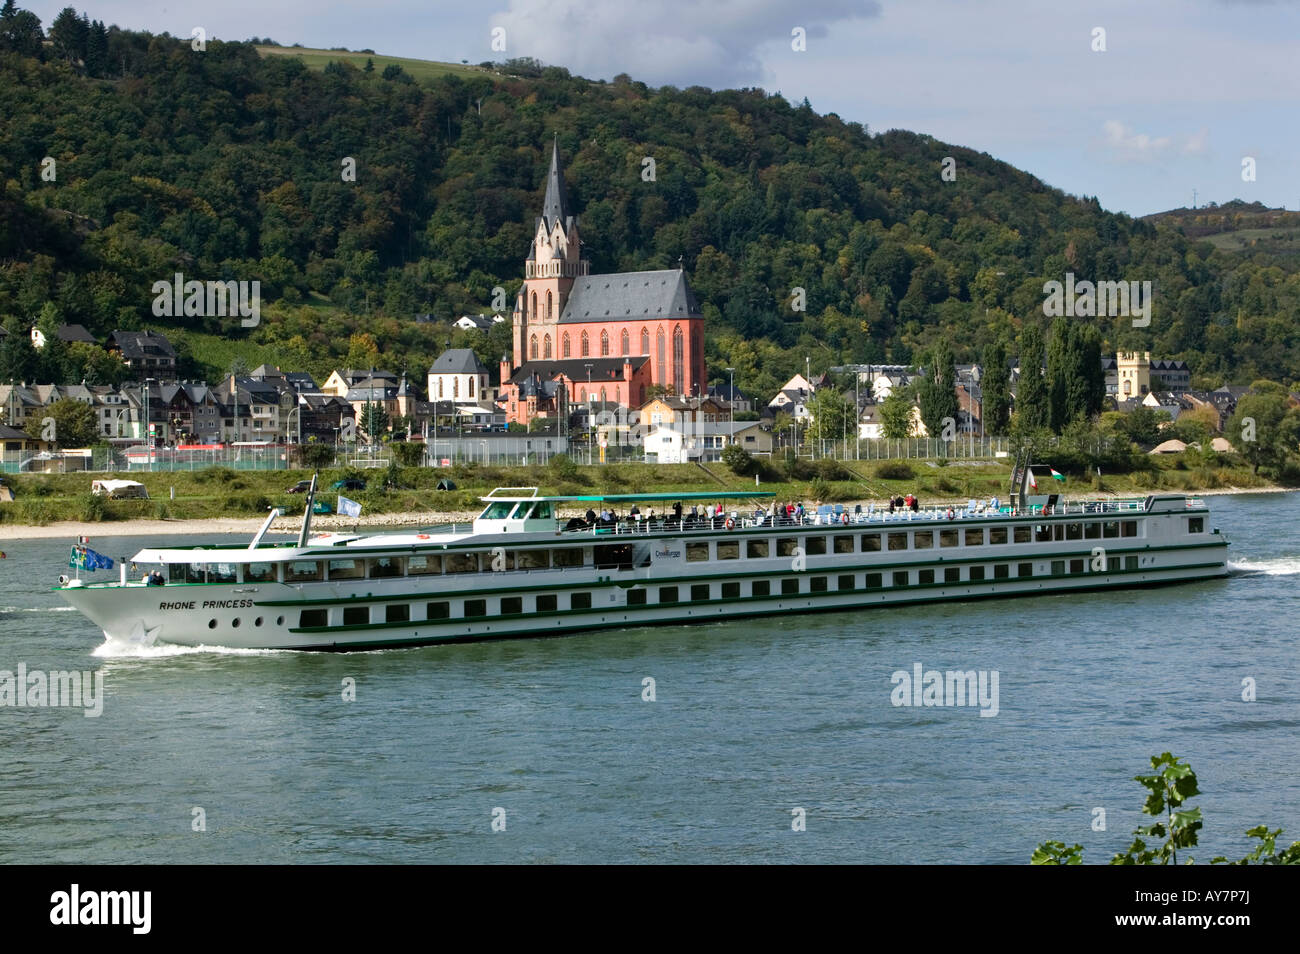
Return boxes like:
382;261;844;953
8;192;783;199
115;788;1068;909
499;139;706;425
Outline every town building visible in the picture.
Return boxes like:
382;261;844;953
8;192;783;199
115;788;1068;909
643;421;772;463
452;314;505;331
640;395;729;429
30;323;96;349
108;330;177;377
427;349;492;405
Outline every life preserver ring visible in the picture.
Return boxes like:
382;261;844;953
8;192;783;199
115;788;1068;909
724;517;736;531
840;512;849;525
417;534;431;540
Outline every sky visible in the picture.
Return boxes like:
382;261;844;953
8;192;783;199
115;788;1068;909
25;0;1300;217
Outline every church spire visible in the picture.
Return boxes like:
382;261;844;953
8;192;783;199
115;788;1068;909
540;134;570;230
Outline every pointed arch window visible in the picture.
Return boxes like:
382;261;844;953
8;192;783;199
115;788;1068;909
599;387;607;404
531;292;538;322
453;377;459;399
640;328;650;355
672;326;684;394
546;291;553;321
543;334;552;359
600;331;610;356
529;335;539;360
562;334;571;358
438;379;444;398
581;332;590;357
656;329;666;386
621;330;629;356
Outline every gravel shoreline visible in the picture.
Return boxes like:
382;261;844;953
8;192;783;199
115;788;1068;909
1;485;1291;541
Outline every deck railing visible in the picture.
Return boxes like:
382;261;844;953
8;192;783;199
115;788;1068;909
557;496;1176;536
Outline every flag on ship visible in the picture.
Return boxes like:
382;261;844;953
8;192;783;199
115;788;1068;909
69;545;114;571
338;496;362;518
1050;468;1066;481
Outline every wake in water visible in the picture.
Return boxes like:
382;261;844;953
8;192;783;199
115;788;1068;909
92;637;283;658
92;620;283;658
1228;557;1300;576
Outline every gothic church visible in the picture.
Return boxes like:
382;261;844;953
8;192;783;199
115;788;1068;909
499;139;705;425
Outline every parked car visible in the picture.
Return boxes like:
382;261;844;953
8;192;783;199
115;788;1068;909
286;480;313;494
331;478;366;491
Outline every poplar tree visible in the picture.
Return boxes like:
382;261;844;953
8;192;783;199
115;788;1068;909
1015;324;1049;432
981;340;1010;435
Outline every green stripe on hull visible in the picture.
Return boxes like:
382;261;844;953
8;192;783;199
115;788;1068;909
275;561;1227;650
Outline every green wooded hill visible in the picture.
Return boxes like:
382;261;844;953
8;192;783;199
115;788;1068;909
2;3;1299;400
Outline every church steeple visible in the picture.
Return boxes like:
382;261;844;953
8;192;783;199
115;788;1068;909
540;134;571;231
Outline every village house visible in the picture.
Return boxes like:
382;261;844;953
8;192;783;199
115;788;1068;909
30;323;96;349
640;395;729;429
108;330;177;377
452;314;505;331
707;382;751;414
427;349;493;405
643;420;772;463
320;368;398;398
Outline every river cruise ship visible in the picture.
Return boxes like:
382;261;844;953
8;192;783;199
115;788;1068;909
57;475;1229;651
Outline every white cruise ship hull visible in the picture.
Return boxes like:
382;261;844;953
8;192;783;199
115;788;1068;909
58;493;1229;652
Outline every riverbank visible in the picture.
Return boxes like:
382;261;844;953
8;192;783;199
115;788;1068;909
2;485;1291;541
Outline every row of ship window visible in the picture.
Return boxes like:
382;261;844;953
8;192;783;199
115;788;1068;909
687;519;1141;561
171;518;1157;585
293;555;1145;629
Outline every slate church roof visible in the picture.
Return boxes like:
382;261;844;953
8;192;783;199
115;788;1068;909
558;269;700;324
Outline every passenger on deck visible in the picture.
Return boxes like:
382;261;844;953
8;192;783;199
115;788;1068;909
585;508;597;526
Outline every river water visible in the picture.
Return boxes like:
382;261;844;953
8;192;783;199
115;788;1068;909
0;492;1296;863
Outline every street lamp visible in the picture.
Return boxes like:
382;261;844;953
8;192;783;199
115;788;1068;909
725;366;734;427
584;362;593;465
143;377;156;472
287;402;301;446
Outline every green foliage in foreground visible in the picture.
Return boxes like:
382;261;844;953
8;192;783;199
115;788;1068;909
1033;753;1300;865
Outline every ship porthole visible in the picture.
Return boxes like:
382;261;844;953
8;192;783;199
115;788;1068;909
276;616;284;626
208;619;217;629
254;617;263;627
232;618;241;628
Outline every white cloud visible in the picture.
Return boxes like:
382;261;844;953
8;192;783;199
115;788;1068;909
1101;120;1172;159
1100;121;1214;162
1183;127;1209;155
490;0;881;87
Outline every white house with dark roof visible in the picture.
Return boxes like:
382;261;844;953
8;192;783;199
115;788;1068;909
427;348;492;405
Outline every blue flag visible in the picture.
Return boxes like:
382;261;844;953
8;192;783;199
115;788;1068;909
69;546;115;571
337;496;362;519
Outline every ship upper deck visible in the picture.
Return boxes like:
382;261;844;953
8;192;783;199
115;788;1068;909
121;490;1205;566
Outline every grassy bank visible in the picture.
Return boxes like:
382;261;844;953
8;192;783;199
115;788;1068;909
0;456;1283;527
